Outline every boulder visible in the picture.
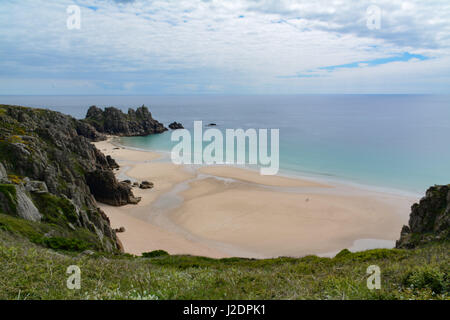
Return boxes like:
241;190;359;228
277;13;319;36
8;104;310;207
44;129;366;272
15;185;42;222
128;196;142;204
0;183;41;222
168;122;184;130
139;181;154;189
23;178;48;194
115;226;126;233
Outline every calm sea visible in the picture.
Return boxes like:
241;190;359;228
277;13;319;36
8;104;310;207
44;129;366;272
2;95;450;194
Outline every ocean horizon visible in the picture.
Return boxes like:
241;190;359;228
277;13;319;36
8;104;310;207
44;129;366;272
2;94;450;194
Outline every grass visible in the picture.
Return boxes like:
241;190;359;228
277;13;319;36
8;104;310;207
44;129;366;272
0;213;100;253
0;230;447;300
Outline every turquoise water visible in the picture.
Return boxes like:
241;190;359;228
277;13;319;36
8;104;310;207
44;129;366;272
2;95;450;194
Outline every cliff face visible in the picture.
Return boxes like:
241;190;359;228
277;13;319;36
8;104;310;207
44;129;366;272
0;105;142;252
84;105;167;136
396;185;450;249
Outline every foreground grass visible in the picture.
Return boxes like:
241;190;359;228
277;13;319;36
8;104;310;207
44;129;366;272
0;231;448;300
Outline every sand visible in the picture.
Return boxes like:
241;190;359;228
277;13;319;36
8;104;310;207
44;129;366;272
198;165;328;188
94;138;418;259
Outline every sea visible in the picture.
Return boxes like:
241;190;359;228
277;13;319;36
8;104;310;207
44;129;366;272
2;94;450;195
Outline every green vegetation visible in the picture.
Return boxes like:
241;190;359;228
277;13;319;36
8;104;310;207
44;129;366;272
0;105;121;254
0;213;99;253
39;237;90;252
0;213;45;241
142;250;170;258
402;266;448;294
0;106;29;137
0;229;447;300
31;193;79;226
0;184;17;214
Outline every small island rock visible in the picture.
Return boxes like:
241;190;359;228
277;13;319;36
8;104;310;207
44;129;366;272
139;181;154;189
169;122;184;130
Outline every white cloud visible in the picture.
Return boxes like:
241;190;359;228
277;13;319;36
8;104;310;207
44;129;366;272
0;0;449;94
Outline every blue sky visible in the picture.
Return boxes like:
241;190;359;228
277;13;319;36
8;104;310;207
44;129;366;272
0;0;449;94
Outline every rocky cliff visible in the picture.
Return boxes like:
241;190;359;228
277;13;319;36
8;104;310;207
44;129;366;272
84;105;167;136
0;105;143;252
396;184;450;248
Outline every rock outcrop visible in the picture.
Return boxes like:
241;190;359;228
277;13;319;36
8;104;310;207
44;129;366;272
0;162;7;182
0;104;146;252
86;170;141;206
15;185;42;222
396;184;450;249
168;122;184;130
75;120;106;142
23;178;48;194
106;155;120;169
84;105;167;136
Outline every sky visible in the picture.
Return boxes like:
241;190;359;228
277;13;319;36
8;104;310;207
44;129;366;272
0;0;449;94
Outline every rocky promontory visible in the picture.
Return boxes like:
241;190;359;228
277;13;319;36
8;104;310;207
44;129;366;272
396;184;450;248
84;105;167;136
0;104;151;252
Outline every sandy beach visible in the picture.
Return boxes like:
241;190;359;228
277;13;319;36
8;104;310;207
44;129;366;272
94;139;418;259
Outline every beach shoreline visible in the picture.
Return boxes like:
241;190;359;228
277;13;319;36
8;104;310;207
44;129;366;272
113;136;424;199
94;138;419;259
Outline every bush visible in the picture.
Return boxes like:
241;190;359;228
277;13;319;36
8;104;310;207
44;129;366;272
0;184;17;215
142;250;169;258
31;193;78;226
402;266;448;294
335;249;351;259
40;237;90;252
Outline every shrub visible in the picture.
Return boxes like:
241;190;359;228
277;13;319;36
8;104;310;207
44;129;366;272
0;184;17;215
31;193;78;225
0;214;96;252
335;249;351;259
402;266;448;294
142;250;169;258
40;237;90;252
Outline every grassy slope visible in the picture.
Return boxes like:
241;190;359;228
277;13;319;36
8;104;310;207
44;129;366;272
0;230;448;300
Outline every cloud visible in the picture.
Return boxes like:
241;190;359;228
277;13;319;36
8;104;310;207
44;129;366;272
0;0;449;94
